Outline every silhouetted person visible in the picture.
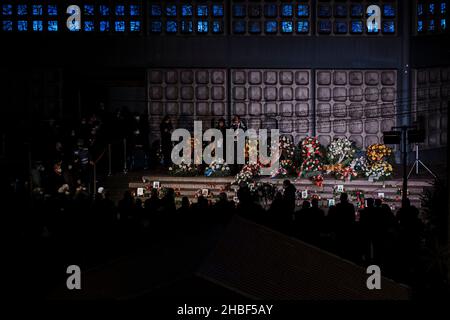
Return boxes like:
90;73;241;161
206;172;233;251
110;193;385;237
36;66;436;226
160;116;173;167
213;192;234;223
307;198;325;245
294;200;310;240
335;193;356;259
282;179;296;214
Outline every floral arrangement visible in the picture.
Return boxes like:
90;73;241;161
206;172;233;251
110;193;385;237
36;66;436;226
168;160;198;177
279;135;295;160
232;163;261;186
366;144;392;162
326;137;357;166
204;158;231;177
300;136;322;159
363;144;393;181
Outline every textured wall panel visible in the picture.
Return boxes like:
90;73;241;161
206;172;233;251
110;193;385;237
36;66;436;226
231;69;312;143
147;69;227;142
413;67;450;149
316;69;397;148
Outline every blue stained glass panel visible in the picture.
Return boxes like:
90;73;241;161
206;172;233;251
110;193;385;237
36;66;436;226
383;4;395;17
100;5;110;16
48;20;58;32
115;21;125;32
367;21;379;33
213;4;223;17
441;19;446;30
265;20;277;33
233;4;246;17
297;20;309;33
281;21;293;33
84;21;95;31
249;21;261;33
249;5;261;17
383;21;395;33
99;21;110;32
166;20;177;33
334;4;347;17
233;21;246;33
428;19;435;31
197;20;208;33
417;4;424;16
2;4;13;16
33;5;43;16
3;20;13;31
182;4;193;16
33;21;43;31
17;5;27;15
417;20;423;32
48;5;58;16
351;20;363;33
318;4;331;17
166;5;177;17
84;5;94;15
197;5;208;17
151;21;162;33
17;20;28;31
318;20;332;33
298;4;309;17
429;4;435;14
281;4;293;17
130;21;141;32
151;5;161;17
212;21;222;33
130;5;140;16
116;5;125;16
181;20;193;33
351;4;363;17
441;3;447;14
264;4;277;17
334;21;347;33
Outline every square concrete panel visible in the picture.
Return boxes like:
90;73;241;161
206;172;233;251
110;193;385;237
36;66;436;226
233;86;247;100
196;70;209;84
233;70;246;84
381;104;395;117
196;86;210;100
333;103;347;117
333;71;347;85
249;103;262;116
212;86;225;100
166;102;179;115
249;86;262;101
381;71;396;85
381;119;395;132
263;118;278;130
234;103;247;115
280;87;293;101
150;86;163;100
381;87;396;101
429;87;440;99
295;87;309;101
165;70;178;84
249;71;262;84
295;103;309;117
181;70;194;84
296;119;309;133
333;87;347;101
181;86;194;100
280;71;294;85
364;104;380;118
280;103;293;116
349;71;363;85
212;71;225;84
150;70;163;84
317;120;331;133
319;135;331;146
317;71;331;85
317;103;331;117
181;103;194;115
165;86;179;100
264;87;278;101
150;102;163;115
365;135;379;148
212;102;225;116
364;120;379;134
349;135;363;148
417;70;428;84
429;69;440;83
364;87;379;101
248;118;262;130
280;120;293;133
317;87;331;101
333;120;347;134
349;120;363;134
196;102;210;115
365;71;379;85
295;71;310;85
265;103;277;115
349;87;364;102
264;71;278;85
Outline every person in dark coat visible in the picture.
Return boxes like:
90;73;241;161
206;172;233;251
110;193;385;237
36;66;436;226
160;116;173;167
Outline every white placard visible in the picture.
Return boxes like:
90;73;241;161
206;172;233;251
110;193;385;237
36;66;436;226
328;199;335;207
202;188;209;197
377;192;385;199
301;190;308;199
137;188;144;196
337;185;344;192
153;181;160;189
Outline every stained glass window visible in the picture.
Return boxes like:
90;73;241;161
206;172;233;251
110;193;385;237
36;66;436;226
116;5;125;16
351;20;363;33
298;4;309;17
33;5;43;16
318;20;332;33
48;5;58;16
166;4;177;17
182;4;193;17
249;5;261;17
318;4;331;18
265;20;277;33
100;21;110;32
383;21;395;33
429;3;435;14
33;20;43;31
2;4;13;16
264;4;277;17
130;5;140;16
334;4;347;17
197;20;208;32
297;20;309;33
17;20;27;31
213;4;224;17
212;20;222;33
281;21;293;33
233;4;246;17
130;21;141;31
151;21;162;32
417;3;424;16
233;20;246;33
17;5;27;16
197;5;208;17
428;19;435;31
383;4;395;17
441;18;446;30
441;2;447;14
84;5;94;16
181;20;193;33
334;21;347;33
100;5;110;16
249;21;261;33
417;20;424;32
281;4;293;17
166;20;177;33
115;21;125;32
351;4;363;17
84;21;95;32
48;20;58;32
3;20;13;31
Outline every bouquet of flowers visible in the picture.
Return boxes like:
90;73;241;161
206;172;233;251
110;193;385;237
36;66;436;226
298;137;324;184
204;158;231;177
326;137;357;166
363;161;393;180
168;161;198;176
232;163;261;186
366;144;392;162
279;135;295;160
300;136;322;159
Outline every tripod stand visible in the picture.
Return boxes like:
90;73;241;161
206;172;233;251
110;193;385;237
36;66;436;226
407;144;437;179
